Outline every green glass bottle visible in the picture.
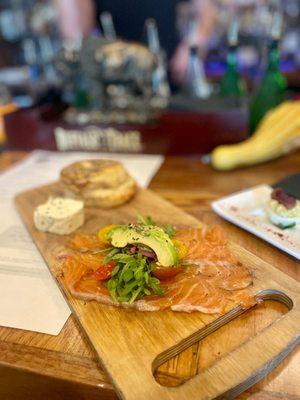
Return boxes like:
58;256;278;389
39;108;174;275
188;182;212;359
248;12;287;134
73;82;90;109
220;18;245;100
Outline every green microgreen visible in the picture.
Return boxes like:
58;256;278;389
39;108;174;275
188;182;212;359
136;215;176;237
136;214;156;226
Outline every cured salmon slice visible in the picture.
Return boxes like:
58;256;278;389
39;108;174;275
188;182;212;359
142;266;255;313
175;226;231;262
61;253;115;305
60;225;255;314
175;227;253;291
70;233;109;252
196;261;253;291
145;268;230;313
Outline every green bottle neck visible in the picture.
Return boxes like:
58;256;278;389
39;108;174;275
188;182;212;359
226;46;238;69
267;40;280;72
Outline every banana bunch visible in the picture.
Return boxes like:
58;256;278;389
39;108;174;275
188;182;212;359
212;101;300;170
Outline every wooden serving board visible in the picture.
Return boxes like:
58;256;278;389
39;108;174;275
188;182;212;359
15;183;300;400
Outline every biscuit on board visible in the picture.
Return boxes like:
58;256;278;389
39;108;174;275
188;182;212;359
60;159;137;208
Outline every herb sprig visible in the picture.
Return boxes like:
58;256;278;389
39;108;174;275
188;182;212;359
137;214;176;237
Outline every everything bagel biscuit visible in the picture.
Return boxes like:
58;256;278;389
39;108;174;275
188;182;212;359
60;159;137;208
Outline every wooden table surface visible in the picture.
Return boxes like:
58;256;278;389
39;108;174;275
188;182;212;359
0;151;299;400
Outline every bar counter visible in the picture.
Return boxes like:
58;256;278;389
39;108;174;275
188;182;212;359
0;151;299;400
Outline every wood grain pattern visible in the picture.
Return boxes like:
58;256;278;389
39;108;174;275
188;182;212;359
15;182;300;400
1;151;300;400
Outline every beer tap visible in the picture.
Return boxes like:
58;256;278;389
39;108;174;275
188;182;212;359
100;12;116;41
145;18;170;99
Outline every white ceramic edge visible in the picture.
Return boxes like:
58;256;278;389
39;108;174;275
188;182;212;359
211;194;300;261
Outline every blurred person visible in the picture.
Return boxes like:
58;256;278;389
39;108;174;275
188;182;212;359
53;0;217;83
53;0;96;40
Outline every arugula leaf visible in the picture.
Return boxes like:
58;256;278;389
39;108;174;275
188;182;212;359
103;247;120;263
137;214;156;226
162;224;176;238
111;264;120;276
104;247;164;303
148;277;164;296
129;286;143;303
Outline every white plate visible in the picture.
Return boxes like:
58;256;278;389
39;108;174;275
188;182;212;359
212;184;300;260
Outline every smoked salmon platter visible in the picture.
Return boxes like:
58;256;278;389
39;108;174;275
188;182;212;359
15;182;300;400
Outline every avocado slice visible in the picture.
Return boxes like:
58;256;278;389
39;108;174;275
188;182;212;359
109;225;178;267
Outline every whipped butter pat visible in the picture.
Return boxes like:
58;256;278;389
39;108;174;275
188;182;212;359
34;197;84;235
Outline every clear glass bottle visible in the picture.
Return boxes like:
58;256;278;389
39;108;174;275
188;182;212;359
145;18;170;100
185;45;211;99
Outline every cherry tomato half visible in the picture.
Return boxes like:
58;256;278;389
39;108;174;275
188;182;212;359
94;261;116;281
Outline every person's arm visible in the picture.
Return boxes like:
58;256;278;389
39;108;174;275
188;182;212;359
191;0;218;48
53;0;96;40
170;0;218;83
